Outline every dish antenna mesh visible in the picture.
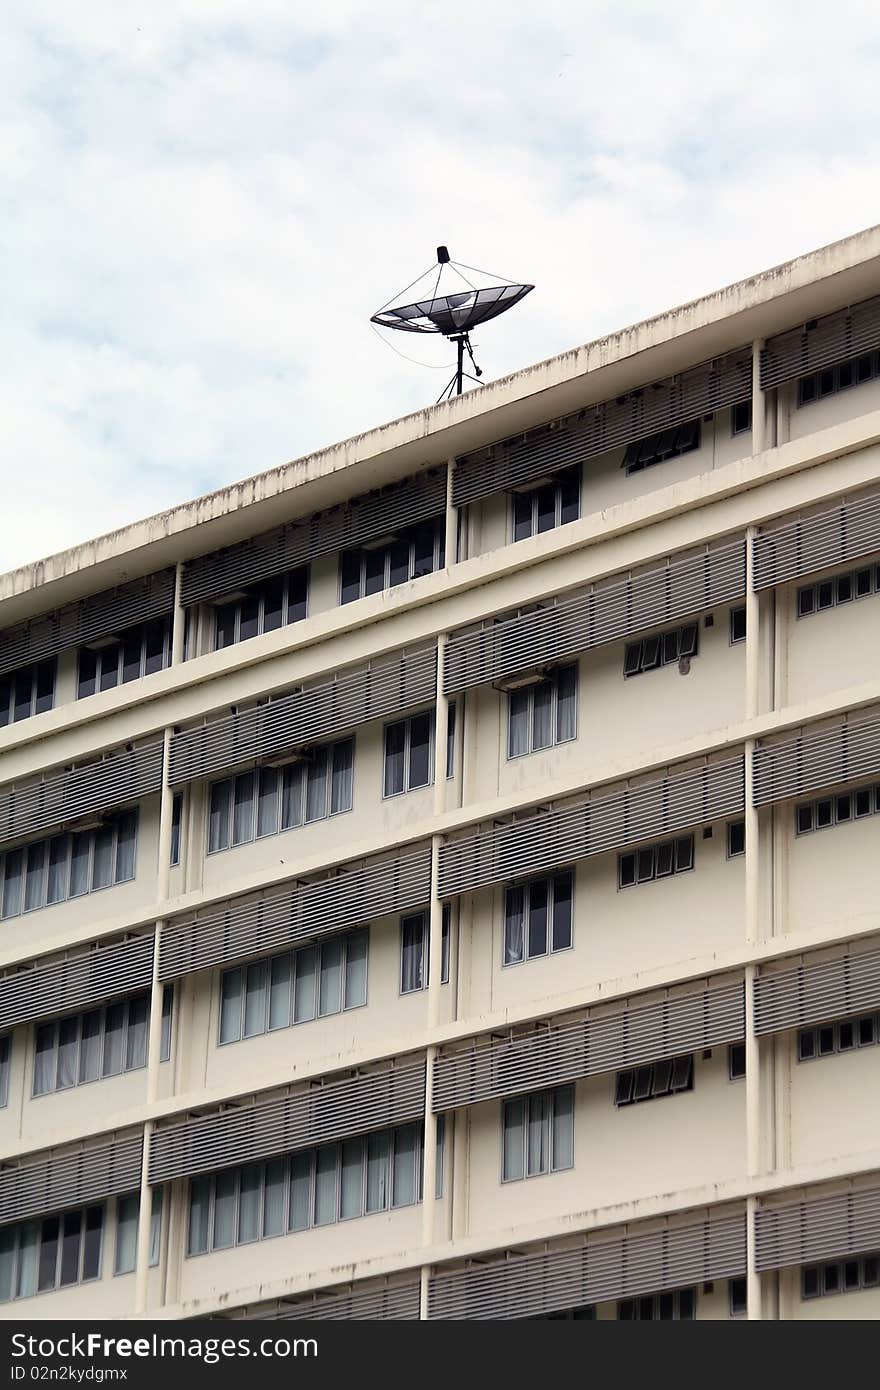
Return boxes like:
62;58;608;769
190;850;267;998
371;247;533;402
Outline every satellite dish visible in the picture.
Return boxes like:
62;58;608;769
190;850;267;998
371;247;534;402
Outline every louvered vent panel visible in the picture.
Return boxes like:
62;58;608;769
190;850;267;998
438;757;744;899
754;947;880;1036
433;981;744;1112
753;490;880;590
428;1213;746;1319
452;349;751;508
159;844;432;981
755;1185;880;1272
248;1281;421;1321
760;294;880;391
0;935;154;1032
0;571;175;679
0;740;163;846
0;1135;143;1226
180;472;447;607
444;540;745;694
752;714;880;806
169;647;437;785
148;1060;426;1184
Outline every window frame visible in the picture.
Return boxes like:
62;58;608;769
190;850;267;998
794;786;879;837
0;811;139;922
502;870;574;967
500;1085;575;1183
31;985;173;1097
213;567;309;652
617;835;695;889
509;467;580;543
796;563;880;620
382;710;435;799
339;519;445;606
0;658;56;727
614;1054;695;1107
797;349;880;408
729;605;747;644
207;739;354;854
0;1204;104;1303
506;665;578;760
623;622;699;677
217;931;369;1045
622;420;701;476
398;905;452;995
77;617;171;699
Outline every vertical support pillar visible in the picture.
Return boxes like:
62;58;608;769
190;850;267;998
444;459;457;568
171;561;186;666
133;1121;154;1316
751;340;766;457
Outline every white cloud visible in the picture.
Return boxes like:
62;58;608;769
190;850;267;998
2;0;880;568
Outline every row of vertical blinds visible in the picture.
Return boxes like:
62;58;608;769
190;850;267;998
239;1281;421;1321
0;740;163;847
148;1061;426;1184
427;1212;746;1319
168;647;437;786
0;1135;143;1226
0;571;175;679
755;1184;880;1272
760;292;880;391
179;471;447;608
451;348;752;508
0;934;154;1032
432;981;744;1112
157;844;432;981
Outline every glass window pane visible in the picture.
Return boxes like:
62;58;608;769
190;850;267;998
219;969;243;1044
287;568;308;623
408;714;432;789
553;1087;574;1171
99;644;120;691
0;676;8;727
33;1024;56;1096
340;1140;365;1219
344;932;368;1009
412;522;436;577
281;765;302;829
293;946;317;1023
125;996;148;1071
268;954;292;1031
446;702;456;778
24;842;46;912
330;740;353;813
559;470;580;525
244;960;268;1038
35;660;55;714
209;780;230;858
555;666;577;743
47;837;70;905
122;634;142;684
362;546;385;596
503;1098;525;1181
239;594;260;642
56;1016;79;1090
114;1195;139;1275
232;773;256;846
91;826;114;890
527;1092;550;1175
263;1159;286;1238
318;939;343;1017
102;1002;126;1076
504;885;525;965
508;690;530;758
256;767;279;838
78;649;97;699
12;669;32;722
16;1224;39;1299
366;1132;390;1212
551;874;572;951
2;849;23;918
114;811;138;883
305;750;328;821
187;1178;211;1255
149;1188;163;1266
384;722;406;796
262;578;284;632
513;491;533;542
160;986;173;1063
237;1165;261;1243
389;538;409;587
212;1172;236;1250
144;618;167;675
78;1010;102;1083
527;880;548;958
215;604;237;649
69;836;91;896
38;1216;60;1291
170;793;182;867
392;1125;417;1207
289;1153;312;1231
532;682;553;751
314;1148;338;1225
536;484;556;533
400;915;424;994
0;1228;15;1301
340;551;361;605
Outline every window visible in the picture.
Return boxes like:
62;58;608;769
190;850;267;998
77;617;171;699
731;401;752;436
802;1252;880;1301
399;905;452;994
729;1276;747;1316
207;740;353;853
383;712;433;797
113;1189;163;1275
728;1042;746;1081
726;820;745;857
618;835;694;888
0;811;138;921
186;1123;424;1255
32;986;173;1096
219;933;368;1043
0;1204;103;1303
795;786;879;836
0;659;56;726
615;1054;694;1106
0;1035;9;1108
503;871;573;965
729;605;746;644
623;421;700;475
340;519;444;605
623;622;698;676
501;1086;574;1182
170;793;183;867
446;701;456;779
507;666;577;758
798;349;880;407
798;1011;880;1062
618;1288;696;1320
511;467;580;542
533;1305;596;1320
214;569;308;650
797;564;880;617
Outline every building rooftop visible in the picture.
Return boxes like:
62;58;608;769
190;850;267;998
3;219;880;626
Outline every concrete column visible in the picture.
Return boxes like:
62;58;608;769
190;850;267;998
171;562;186;665
751;340;766;456
133;1121;154;1316
444;458;458;567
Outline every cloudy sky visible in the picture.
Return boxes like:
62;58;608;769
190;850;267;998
3;1;880;571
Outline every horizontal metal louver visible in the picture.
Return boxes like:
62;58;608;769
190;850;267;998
755;1184;880;1273
180;471;447;607
452;349;751;508
0;934;154;1032
169;647;437;786
0;740;163;847
752;489;880;590
148;1060;426;1184
438;756;744;899
158;843;432;981
432;981;744;1112
246;1280;421;1321
754;946;880;1037
0;570;175;679
0;1135;143;1227
752;713;880;806
760;293;880;391
444;540;745;694
428;1213;745;1319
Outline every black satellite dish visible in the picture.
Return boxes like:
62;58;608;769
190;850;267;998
371;247;534;402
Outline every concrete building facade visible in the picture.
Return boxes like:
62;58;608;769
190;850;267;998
1;226;880;1321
